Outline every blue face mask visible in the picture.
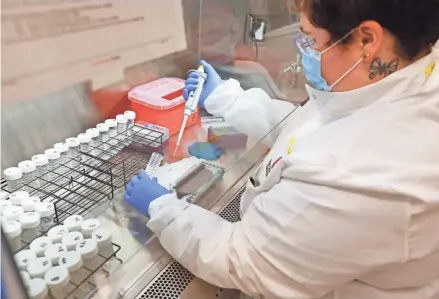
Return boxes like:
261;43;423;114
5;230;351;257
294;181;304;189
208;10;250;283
295;28;366;92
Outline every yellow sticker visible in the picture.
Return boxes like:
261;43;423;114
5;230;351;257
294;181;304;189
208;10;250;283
287;137;295;155
425;62;436;78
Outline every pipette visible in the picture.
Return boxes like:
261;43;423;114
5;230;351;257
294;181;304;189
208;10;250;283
173;65;207;157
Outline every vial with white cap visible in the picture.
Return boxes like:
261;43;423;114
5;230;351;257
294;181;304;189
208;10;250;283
77;133;92;172
3;167;23;192
0;199;12;215
63;214;84;232
18;160;37;193
4;220;23;251
58;251;83;284
96;123;111;160
20;212;41;243
86;128;101;159
92;227;113;257
27;256;52;279
81;218;101;237
35;202;56;231
21;196;41;212
30;236;53;257
9;190;29;206
65;137;80;168
116;114;128;146
3;205;24;221
76;238;99;270
62;231;84;250
31;154;49;189
27;278;49;299
44;149;61;191
47;225;68;243
124;111;136;142
44;266;70;297
45;243;67;265
105;119;119;156
15;249;37;271
53;143;70;185
20;271;31;286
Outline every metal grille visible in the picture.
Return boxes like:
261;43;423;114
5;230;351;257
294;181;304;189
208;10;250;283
137;187;246;299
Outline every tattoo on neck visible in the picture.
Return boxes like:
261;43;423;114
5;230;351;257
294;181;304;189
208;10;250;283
369;57;400;80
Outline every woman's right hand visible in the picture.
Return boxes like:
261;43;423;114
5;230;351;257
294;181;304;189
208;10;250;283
183;60;223;108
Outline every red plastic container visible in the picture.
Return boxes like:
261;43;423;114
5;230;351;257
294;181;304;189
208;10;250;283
128;78;199;136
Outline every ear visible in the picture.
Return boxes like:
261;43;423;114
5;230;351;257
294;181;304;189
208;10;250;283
355;21;384;63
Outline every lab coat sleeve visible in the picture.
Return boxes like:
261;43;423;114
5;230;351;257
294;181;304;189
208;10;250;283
147;175;408;298
204;79;297;148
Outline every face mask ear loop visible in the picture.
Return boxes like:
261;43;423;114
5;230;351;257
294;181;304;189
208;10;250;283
329;53;369;89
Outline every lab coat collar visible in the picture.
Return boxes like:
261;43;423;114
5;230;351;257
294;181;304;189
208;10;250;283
306;41;438;115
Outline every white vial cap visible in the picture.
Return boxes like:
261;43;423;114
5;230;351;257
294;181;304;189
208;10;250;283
44;266;70;290
35;202;55;217
21;197;41;212
53;142;69;153
81;218;101;237
105;119;117;128
92;228;113;248
124;110;136;120
76;239;98;259
3;167;23;180
86;128;100;138
77;133;91;143
18;160;37;173
27;278;48;299
9;190;30;205
96;123;109;132
3;220;22;238
31;154;49;167
27;257;52;279
48;225;69;243
20;271;31;286
20;212;41;229
59;251;83;273
3;205;24;221
45;244;68;265
116;114;128;124
63;214;84;232
65;137;80;147
62;231;84;251
44;149;60;160
0;199;12;214
30;236;53;257
15;250;37;271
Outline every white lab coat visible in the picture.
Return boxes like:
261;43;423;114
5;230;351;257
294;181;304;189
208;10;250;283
147;41;439;299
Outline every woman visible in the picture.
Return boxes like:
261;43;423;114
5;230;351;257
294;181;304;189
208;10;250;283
125;0;439;298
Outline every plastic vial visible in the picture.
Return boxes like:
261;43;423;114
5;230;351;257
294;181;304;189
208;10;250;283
18;161;37;193
105;119;119;156
96;123;111;160
27;278;49;299
30;236;53;257
81;218;101;237
45;244;67;265
20;212;41;243
3;205;24;221
76;239;99;270
31;154;49;190
21;196;41;212
9;190;29;206
3;167;23;192
62;231;84;251
44;266;70;297
77;133;92;172
3;220;23;252
53;143;70;185
15;249;37;271
0;199;12;215
35;202;56;231
20;271;31;286
116;114;128;146
92;228;113;257
63;214;84;232
65;137;81;169
47;225;69;243
58;251;83;284
86;128;101;161
124;111;136;142
44;149;61;191
27;257;53;279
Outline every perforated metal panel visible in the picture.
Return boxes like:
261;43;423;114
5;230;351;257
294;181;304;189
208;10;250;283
136;187;246;299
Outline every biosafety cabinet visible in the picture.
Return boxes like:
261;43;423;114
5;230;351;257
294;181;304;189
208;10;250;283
1;1;307;298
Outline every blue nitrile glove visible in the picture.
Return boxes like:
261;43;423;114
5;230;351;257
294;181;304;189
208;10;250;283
189;142;223;161
124;169;170;218
183;60;223;107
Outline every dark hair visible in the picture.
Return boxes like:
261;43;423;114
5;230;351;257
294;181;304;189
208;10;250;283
302;0;439;60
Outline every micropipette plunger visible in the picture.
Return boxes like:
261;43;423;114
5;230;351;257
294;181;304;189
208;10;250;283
173;65;207;157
